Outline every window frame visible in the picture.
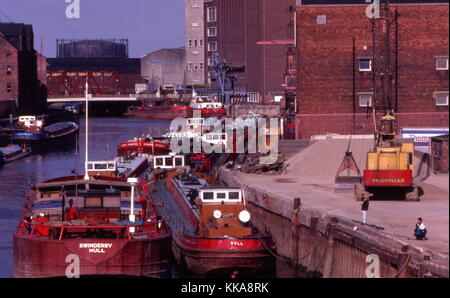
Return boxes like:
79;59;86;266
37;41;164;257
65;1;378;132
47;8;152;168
208;42;217;52
436;57;449;71
434;91;449;106
207;27;217;37
358;93;373;107
358;58;372;72
207;6;217;22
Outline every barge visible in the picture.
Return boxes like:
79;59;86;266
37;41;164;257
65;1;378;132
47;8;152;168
151;160;275;276
13;174;171;278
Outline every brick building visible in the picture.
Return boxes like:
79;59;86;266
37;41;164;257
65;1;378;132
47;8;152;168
0;23;46;117
295;0;449;139
47;39;143;96
204;0;296;103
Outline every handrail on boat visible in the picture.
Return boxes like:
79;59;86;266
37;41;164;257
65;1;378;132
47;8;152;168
16;220;164;240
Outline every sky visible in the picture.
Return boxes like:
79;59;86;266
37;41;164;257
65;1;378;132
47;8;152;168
0;0;185;58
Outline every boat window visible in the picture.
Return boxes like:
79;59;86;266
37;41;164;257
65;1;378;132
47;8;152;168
165;157;173;166
217;192;226;199
87;163;93;170
94;163;107;170
221;134;226;140
203;192;214;200
108;163;115;169
155;158;163;166
85;197;102;208
213;135;219;140
206;135;212;140
229;192;240;200
175;157;183;166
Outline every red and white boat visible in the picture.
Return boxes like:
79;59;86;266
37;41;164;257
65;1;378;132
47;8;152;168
118;135;171;157
151;161;274;276
190;96;226;118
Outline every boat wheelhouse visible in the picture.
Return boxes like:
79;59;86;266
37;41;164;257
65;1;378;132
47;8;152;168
152;154;185;169
86;155;149;179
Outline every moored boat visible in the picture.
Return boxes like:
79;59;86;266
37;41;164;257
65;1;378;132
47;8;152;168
190;96;227;118
128;104;193;120
13;174;171;278
12;116;78;149
0;144;31;165
118;135;171;157
150;159;275;276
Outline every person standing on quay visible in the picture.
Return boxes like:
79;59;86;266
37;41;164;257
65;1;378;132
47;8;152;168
361;197;370;224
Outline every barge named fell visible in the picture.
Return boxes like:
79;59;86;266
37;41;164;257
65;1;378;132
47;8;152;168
151;159;275;276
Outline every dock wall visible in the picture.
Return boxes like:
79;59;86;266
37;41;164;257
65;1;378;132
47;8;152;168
225;104;280;118
219;168;449;278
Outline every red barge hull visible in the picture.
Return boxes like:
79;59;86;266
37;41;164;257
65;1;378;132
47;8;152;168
131;106;193;120
118;141;170;157
13;233;171;278
172;234;274;276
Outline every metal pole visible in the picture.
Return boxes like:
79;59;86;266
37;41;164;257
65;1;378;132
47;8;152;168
84;77;89;180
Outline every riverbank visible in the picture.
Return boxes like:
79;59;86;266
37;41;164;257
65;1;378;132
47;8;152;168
218;139;449;278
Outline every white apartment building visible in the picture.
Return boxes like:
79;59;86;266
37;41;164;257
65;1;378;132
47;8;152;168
185;0;206;86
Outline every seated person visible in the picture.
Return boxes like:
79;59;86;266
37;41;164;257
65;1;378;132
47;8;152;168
414;217;427;240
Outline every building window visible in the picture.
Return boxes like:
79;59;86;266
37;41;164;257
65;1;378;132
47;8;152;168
208;57;215;66
6;82;12;93
358;93;372;107
199;63;203;70
188;39;192;47
317;15;327;25
358;59;372;72
435;92;449;106
192;51;200;55
188;63;193;71
191;3;200;8
208;27;217;37
208;42;217;52
436;57;449;70
194;39;198;47
194;64;198;70
191;23;200;27
199;39;203;47
6;66;12;75
207;6;217;22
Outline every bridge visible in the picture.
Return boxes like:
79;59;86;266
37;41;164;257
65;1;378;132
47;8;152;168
47;95;138;103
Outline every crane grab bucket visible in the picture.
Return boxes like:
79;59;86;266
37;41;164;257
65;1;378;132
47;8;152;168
335;151;362;192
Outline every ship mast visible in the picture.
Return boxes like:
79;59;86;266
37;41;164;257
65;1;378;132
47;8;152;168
84;77;90;180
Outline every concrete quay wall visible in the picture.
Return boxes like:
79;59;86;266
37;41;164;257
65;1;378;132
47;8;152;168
225;104;280;118
218;168;449;278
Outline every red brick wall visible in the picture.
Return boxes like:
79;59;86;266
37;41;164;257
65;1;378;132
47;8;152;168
0;36;19;115
296;4;449;139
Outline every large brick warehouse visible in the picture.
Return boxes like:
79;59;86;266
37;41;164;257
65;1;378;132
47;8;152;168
295;0;449;139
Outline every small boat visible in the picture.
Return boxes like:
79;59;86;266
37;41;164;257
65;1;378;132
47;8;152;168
0;144;31;165
118;135;171;157
12;116;78;149
190;96;227;118
150;157;275;276
13;175;171;278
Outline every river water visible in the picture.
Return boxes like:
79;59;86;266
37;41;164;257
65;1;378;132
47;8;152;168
0;117;302;278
